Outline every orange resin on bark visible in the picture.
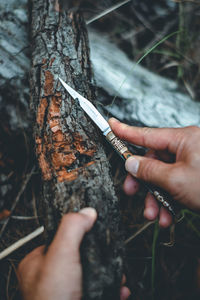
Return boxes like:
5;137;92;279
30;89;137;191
44;71;54;96
36;98;48;128
38;152;52;180
36;78;96;182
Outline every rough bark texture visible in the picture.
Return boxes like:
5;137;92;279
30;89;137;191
30;1;124;299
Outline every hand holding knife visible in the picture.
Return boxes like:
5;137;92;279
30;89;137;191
59;78;175;216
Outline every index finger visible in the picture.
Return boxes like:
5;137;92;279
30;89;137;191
109;118;180;153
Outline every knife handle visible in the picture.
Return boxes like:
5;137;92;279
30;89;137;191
106;131;175;216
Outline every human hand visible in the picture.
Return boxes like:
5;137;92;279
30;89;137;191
109;118;200;227
17;208;130;300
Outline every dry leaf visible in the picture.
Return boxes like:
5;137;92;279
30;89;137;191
0;209;11;221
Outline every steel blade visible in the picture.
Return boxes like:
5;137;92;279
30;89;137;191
59;78;111;134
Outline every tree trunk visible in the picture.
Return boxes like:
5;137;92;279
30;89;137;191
30;1;124;299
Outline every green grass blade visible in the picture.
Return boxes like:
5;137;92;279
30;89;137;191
111;30;180;107
152;49;180;59
179;209;200;238
180;208;200;219
185;216;200;239
136;31;180;66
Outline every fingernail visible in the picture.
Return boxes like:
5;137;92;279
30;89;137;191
79;207;97;220
109;117;120;124
125;157;139;176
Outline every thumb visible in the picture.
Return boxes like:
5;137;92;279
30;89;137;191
47;208;97;259
125;156;173;191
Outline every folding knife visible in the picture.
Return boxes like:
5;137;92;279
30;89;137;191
59;77;175;216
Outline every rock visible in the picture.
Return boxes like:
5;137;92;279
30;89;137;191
0;0;30;131
89;30;200;128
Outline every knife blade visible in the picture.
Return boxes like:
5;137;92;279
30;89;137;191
59;77;175;216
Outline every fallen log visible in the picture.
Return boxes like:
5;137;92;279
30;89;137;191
30;1;124;299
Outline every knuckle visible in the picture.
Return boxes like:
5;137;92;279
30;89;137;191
186;125;199;132
186;127;200;152
142;127;152;136
141;127;153;147
121;123;129;130
120;123;131;137
192;126;200;140
139;159;155;182
183;126;200;139
142;126;151;133
166;167;184;196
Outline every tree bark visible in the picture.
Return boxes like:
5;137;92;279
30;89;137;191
30;1;124;299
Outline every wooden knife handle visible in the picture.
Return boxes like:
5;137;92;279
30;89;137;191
106;131;175;216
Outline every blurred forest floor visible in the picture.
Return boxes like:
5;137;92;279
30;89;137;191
0;0;200;300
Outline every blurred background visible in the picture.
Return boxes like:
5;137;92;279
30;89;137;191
0;1;200;299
